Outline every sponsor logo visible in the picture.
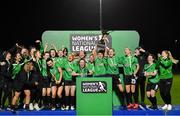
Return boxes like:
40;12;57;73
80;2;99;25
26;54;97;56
81;81;107;93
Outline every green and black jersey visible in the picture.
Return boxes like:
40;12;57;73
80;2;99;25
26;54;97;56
119;55;138;75
12;58;32;79
105;56;119;75
36;59;42;72
12;63;22;79
40;42;45;54
75;67;90;78
55;57;66;68
50;63;62;81
86;61;95;75
158;57;173;79
144;63;159;83
94;58;107;76
62;60;78;81
41;59;48;77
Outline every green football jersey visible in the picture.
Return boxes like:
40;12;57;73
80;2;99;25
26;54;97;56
41;59;48;77
119;55;138;75
94;58;107;76
144;63;159;83
105;56;119;75
12;63;22;79
63;60;78;81
158;57;173;79
50;63;62;81
86;62;95;74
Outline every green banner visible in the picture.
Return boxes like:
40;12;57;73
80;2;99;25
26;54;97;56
42;30;139;56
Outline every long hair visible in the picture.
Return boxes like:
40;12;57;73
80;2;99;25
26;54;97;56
163;50;179;64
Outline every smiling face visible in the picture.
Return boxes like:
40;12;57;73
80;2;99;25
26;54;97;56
35;51;41;59
162;51;168;59
79;59;86;68
89;55;94;63
21;48;29;57
47;60;54;67
30;48;36;56
15;53;22;62
43;52;50;60
97;52;103;59
124;48;131;56
6;52;11;60
58;50;64;57
108;49;115;57
68;54;74;62
147;55;154;64
79;51;85;59
50;49;56;58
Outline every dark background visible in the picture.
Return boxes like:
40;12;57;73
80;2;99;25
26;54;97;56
0;0;179;62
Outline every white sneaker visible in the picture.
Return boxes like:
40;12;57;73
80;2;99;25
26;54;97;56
70;106;75;110
65;106;69;110
23;104;26;109
61;106;65;111
29;103;34;111
162;104;168;110
34;103;41;111
51;107;56;111
167;104;172;111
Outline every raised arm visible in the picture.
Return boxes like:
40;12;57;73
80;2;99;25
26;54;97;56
44;43;48;52
51;44;58;53
92;45;97;58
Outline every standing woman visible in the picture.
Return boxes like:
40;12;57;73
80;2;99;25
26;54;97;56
63;53;77;110
0;52;13;109
56;49;66;67
105;48;125;109
119;48;139;109
134;47;148;106
144;54;159;110
46;58;63;111
11;62;34;111
158;50;179;111
92;46;107;77
12;52;23;80
29;50;42;111
41;52;51;109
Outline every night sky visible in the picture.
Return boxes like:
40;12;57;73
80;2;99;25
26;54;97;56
0;0;179;58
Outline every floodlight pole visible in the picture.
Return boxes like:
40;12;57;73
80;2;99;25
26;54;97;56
100;0;103;31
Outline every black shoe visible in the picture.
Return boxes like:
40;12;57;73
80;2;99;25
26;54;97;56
140;102;146;107
24;104;30;111
1;105;5;110
9;106;16;114
56;103;61;108
149;105;158;110
11;108;16;114
51;104;56;111
120;105;127;110
18;103;24;109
